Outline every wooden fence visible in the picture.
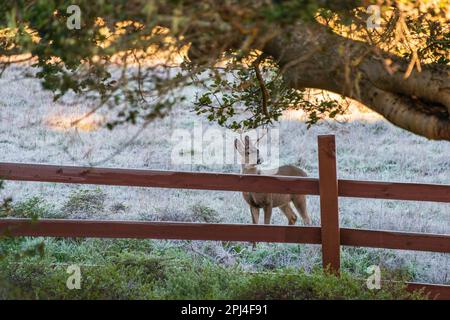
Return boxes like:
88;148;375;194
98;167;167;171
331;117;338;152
0;135;449;299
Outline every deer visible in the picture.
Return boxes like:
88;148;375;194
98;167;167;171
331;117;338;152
234;135;312;226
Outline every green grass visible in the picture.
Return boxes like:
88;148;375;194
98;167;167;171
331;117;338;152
62;188;106;217
0;237;426;300
0;196;65;219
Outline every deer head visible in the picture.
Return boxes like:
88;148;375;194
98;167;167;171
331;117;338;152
234;135;263;169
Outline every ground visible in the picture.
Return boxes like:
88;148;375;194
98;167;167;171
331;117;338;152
0;63;449;286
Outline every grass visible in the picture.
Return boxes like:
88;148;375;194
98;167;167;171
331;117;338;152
0;196;65;219
62;188;107;219
0;237;426;300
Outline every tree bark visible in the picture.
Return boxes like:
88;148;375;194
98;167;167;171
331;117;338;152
262;22;450;141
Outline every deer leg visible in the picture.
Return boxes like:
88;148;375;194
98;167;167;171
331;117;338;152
250;206;260;250
292;195;311;225
279;204;298;225
250;206;260;224
263;205;273;225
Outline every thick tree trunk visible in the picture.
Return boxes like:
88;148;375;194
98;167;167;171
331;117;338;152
263;22;450;141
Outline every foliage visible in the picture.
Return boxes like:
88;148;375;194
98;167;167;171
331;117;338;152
0;1;448;131
193;56;343;130
0;196;63;219
0;237;427;300
151;203;221;223
62;188;106;217
0;196;54;263
190;203;221;223
0;188;106;220
0;180;12;214
233;269;423;300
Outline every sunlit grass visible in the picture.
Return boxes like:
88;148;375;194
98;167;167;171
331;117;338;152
281;90;384;124
43;113;104;132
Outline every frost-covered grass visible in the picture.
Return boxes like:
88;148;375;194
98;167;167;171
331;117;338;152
0;64;449;285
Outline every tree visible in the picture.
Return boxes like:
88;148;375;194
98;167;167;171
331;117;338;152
1;1;449;140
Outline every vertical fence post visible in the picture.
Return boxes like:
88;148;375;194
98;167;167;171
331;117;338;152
318;135;340;275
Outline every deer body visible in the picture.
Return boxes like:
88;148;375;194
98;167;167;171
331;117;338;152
234;136;311;225
235;137;311;226
241;164;311;225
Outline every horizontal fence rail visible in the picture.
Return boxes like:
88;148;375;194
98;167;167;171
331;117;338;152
405;282;450;300
340;228;450;253
1;162;449;202
0;219;322;244
0;162;320;195
339;180;450;203
1;219;448;253
0;134;449;299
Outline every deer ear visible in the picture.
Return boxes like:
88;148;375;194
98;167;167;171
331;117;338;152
234;139;243;153
244;135;250;147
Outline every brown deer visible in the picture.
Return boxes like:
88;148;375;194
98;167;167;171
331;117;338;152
234;136;311;226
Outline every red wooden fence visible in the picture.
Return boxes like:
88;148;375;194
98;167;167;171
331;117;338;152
0;135;449;299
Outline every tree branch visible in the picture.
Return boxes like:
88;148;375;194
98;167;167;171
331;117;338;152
253;58;271;117
263;21;450;141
